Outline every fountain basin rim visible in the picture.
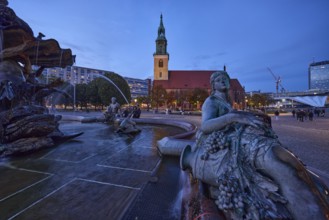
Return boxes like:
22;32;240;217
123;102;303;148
58;114;197;139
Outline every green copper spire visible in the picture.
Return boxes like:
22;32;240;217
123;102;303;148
157;14;166;40
155;14;168;55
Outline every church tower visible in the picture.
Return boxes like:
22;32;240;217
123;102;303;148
153;14;169;80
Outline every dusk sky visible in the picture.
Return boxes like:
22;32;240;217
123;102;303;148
9;0;329;92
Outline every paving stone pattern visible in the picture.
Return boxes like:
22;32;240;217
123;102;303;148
0;122;183;220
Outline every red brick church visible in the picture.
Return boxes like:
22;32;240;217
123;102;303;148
152;15;245;110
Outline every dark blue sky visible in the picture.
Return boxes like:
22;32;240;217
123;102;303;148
9;0;329;92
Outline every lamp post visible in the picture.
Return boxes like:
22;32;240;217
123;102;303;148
70;65;76;111
73;82;76;111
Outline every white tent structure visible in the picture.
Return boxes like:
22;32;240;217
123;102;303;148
279;95;327;107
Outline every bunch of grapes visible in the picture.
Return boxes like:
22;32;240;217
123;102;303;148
204;131;229;154
215;177;244;211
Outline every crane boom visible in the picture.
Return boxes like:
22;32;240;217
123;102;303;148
267;67;278;81
267;67;280;94
267;67;286;94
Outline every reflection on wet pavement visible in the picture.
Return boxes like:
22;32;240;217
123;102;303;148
0;122;183;220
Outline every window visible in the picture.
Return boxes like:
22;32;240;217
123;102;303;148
160;72;162;78
159;59;163;68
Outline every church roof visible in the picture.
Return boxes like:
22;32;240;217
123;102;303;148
230;78;244;91
153;70;244;92
154;70;213;90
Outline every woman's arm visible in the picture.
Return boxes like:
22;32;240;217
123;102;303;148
201;97;232;134
201;113;234;134
202;112;265;134
201;100;264;135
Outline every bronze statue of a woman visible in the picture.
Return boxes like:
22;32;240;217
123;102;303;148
181;71;329;220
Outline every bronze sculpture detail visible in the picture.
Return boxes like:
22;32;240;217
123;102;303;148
0;1;82;157
181;71;329;220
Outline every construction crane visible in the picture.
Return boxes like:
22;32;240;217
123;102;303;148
267;67;286;94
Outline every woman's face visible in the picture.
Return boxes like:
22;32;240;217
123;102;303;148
213;74;229;92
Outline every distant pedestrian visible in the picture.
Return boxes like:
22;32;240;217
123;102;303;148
132;105;141;118
274;110;280;120
308;111;314;121
315;108;320;117
292;109;296;118
50;104;56;114
297;110;305;122
122;107;129;117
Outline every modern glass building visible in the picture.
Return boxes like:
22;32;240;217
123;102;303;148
309;61;329;90
124;77;151;99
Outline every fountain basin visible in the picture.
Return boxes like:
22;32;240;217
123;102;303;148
0;118;189;219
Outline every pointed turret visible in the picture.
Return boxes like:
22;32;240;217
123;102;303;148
153;14;169;80
157;14;166;40
155;14;168;55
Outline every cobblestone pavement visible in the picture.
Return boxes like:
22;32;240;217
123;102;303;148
2;110;326;219
0;118;183;220
270;114;329;183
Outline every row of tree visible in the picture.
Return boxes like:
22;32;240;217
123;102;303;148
50;72;131;110
146;86;210;111
245;93;275;108
47;72;274;111
50;79;210;111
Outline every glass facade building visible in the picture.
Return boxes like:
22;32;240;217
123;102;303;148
124;77;151;98
309;61;329;90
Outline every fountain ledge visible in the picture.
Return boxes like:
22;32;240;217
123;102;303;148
59;114;197;156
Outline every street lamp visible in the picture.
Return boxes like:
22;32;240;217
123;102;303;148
73;82;76;111
70;65;76;111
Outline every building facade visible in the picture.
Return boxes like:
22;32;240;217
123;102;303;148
309;60;329;90
124;77;151;99
152;15;245;109
42;66;150;98
42;66;111;85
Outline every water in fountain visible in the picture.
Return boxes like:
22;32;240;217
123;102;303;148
50;72;129;112
93;73;129;105
48;81;74;111
170;170;191;219
0;30;3;61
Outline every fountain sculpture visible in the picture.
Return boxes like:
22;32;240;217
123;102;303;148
179;71;329;220
0;0;82;157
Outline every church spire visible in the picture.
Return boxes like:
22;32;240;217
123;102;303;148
155;14;168;55
157;14;166;40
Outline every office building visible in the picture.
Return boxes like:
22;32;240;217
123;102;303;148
309;60;329;90
42;66;150;98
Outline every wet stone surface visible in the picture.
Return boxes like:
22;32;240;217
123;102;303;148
0;122;183;220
